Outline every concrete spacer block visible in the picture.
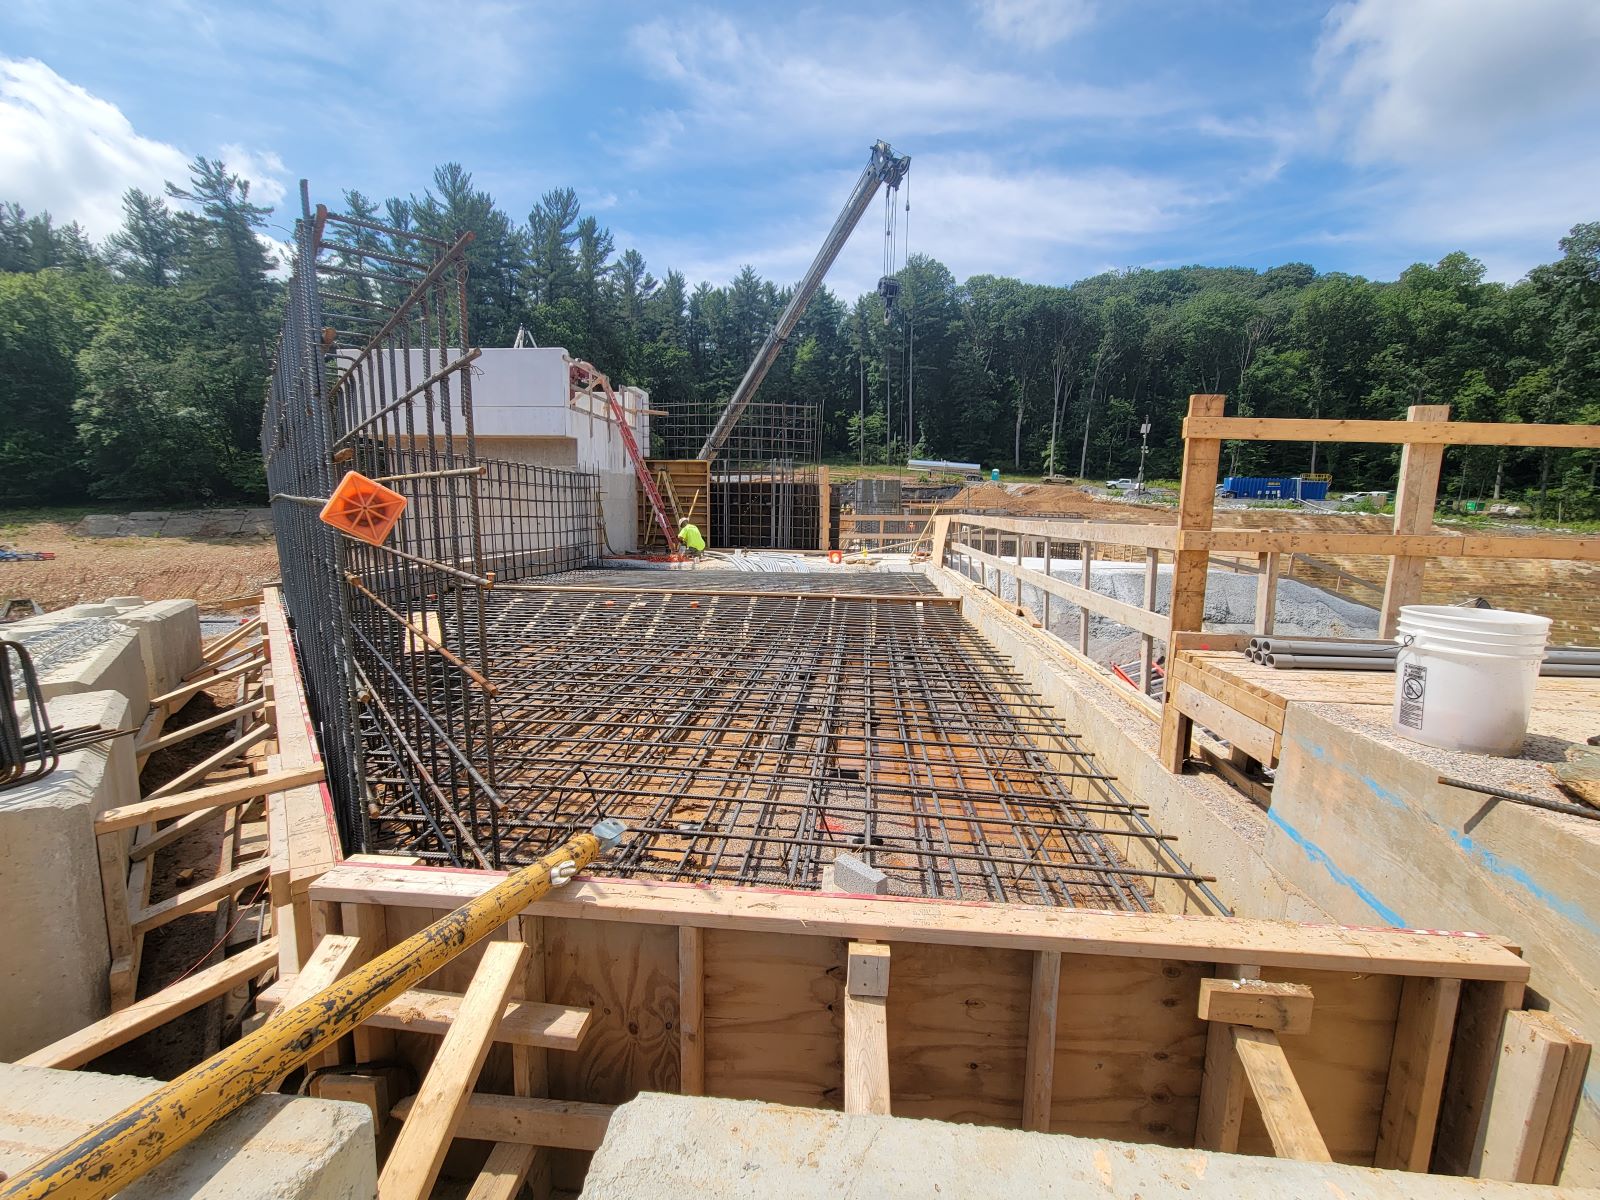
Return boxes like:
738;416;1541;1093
822;852;889;896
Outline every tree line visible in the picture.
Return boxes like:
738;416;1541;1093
2;160;1595;515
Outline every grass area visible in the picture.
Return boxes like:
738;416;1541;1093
0;505;103;537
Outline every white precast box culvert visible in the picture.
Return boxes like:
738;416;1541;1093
1392;605;1551;756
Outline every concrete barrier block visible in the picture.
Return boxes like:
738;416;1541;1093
0;690;137;1058
0;1064;376;1199
118;599;204;697
5;613;150;718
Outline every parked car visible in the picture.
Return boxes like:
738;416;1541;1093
1106;478;1136;490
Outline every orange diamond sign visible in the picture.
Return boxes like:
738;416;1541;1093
319;470;407;546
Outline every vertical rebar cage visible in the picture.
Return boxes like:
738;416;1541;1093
263;185;601;865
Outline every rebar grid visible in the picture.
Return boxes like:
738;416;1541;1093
530;569;939;596
264;188;602;850
366;584;1218;909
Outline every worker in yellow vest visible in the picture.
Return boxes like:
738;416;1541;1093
677;517;706;557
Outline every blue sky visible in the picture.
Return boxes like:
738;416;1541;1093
4;0;1600;300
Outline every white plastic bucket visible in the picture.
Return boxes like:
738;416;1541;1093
1392;606;1550;756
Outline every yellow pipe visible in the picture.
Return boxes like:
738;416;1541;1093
1;819;624;1200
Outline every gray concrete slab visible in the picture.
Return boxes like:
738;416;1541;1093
580;1094;1599;1199
0;1064;375;1199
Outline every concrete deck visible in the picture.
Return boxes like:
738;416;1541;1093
580;1093;1600;1199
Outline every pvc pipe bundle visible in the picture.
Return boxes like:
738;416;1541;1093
1241;636;1600;677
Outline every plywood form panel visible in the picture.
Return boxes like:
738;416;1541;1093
1237;967;1404;1165
1050;954;1208;1147
884;941;1031;1127
703;929;844;1109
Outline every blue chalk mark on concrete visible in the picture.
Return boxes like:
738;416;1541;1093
1450;830;1600;938
1289;733;1407;811
1265;808;1407;927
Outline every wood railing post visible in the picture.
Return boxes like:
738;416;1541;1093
1254;551;1280;635
1078;542;1094;656
1169;395;1227;646
1380;404;1450;637
1141;549;1159;695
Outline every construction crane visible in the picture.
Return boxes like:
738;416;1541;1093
697;139;911;462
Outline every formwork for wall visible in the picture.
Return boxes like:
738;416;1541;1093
262;186;601;858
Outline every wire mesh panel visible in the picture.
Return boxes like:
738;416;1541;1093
264;187;602;861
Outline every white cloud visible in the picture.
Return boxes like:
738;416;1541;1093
1309;0;1600;279
622;10;1170;165
623;154;1205;298
219;143;289;208
0;57;188;238
1315;0;1600;162
970;0;1096;51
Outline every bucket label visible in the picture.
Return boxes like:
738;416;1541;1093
1399;662;1427;730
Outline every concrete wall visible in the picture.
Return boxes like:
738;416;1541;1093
379;346;646;553
924;565;1327;922
1269;703;1600;1185
0;1063;375;1198
0;690;137;1058
111;597;203;697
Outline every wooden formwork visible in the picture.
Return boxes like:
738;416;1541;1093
638;459;710;549
232;859;1596;1197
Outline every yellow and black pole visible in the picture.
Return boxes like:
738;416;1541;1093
1;819;625;1200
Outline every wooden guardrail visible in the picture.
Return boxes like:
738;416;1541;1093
934;399;1600;725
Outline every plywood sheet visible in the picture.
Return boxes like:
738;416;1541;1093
703;929;843;1109
1051;954;1209;1147
885;942;1031;1127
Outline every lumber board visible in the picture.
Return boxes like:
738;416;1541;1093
467;1142;539;1200
844;943;891;1115
392;1093;614;1151
203;617;262;661
1195;1017;1246;1152
678;926;705;1096
130;804;230;862
1169;395;1226;640
1380;405;1450;637
21;939;277;1070
952;540;1167;637
378;939;528;1200
269;932;364;1080
1233;1026;1332;1162
1169;679;1279;764
256;980;588;1051
148;655;267;710
1197;978;1314;1034
97;766;324;833
1477;1008;1569;1182
1182;415;1600;449
1236;967;1402;1165
951;512;1179;550
1374;975;1461;1171
310;866;1532;981
1022;950;1061;1132
1532;1016;1591;1185
130;859;269;935
143;722;271;799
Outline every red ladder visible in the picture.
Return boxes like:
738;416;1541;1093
568;359;679;551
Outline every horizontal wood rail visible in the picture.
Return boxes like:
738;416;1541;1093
1183;416;1600;449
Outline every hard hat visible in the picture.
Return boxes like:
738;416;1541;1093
678;517;689;527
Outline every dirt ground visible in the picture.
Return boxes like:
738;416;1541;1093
0;512;280;611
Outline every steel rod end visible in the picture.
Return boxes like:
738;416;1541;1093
591;818;626;850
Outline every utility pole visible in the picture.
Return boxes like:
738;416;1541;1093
1135;415;1151;495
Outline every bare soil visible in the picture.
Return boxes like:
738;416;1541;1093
0;514;279;610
